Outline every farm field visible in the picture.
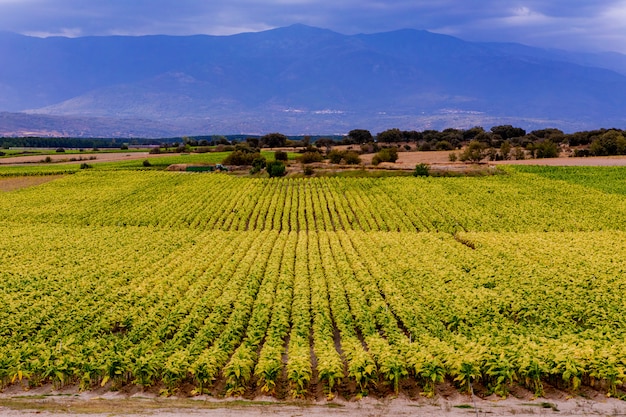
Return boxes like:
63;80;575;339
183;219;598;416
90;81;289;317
1;166;626;410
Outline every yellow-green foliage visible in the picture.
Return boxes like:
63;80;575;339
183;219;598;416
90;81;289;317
1;168;626;397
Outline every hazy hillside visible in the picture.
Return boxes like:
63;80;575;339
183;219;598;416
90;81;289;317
1;25;626;136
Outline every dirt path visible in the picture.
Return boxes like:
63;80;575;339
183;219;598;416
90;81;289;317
1;384;624;417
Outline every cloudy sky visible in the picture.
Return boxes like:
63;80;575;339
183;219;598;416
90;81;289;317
1;0;625;53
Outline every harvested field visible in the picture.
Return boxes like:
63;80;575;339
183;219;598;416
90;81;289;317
0;175;63;191
493;155;626;166
0;152;163;166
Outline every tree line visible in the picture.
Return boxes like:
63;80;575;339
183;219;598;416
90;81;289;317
3;127;625;159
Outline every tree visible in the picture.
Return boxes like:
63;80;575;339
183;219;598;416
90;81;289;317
315;138;334;152
377;128;403;143
590;130;626;156
347;129;373;144
491;125;526;139
462;126;485;141
260;133;288;148
459;140;486;163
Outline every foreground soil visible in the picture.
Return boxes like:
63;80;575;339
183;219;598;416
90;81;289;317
1;383;625;417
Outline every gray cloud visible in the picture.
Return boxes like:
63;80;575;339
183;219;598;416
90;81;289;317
0;0;625;53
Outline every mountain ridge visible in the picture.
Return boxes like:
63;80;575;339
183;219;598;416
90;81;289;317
1;25;626;136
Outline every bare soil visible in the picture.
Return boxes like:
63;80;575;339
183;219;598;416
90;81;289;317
1;382;625;417
492;155;626;166
0;175;64;191
0;152;157;166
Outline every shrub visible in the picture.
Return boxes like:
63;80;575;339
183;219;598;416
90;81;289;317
222;151;261;166
418;142;432;152
512;147;526;160
534;140;559;158
303;166;315;176
56;147;65;153
142;159;152;167
44;156;52;163
195;147;211;154
274;150;288;161
413;163;430;177
0;151;5;156
266;160;286;177
250;156;267;174
327;150;344;164
298;152;323;164
343;151;361;165
120;144;129;150
459;140;486;163
435;140;453;151
371;147;398;165
448;152;458;162
79;163;92;169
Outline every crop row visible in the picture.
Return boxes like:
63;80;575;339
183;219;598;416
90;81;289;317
2;170;626;232
1;224;626;397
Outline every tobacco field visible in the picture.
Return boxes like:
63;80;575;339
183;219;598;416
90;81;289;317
1;166;626;399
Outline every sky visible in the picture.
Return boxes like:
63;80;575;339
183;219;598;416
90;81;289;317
1;0;625;53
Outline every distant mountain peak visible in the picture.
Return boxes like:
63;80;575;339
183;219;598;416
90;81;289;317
1;25;625;136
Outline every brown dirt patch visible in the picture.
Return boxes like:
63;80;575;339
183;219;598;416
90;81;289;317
0;152;157;166
492;155;626;166
0;175;64;192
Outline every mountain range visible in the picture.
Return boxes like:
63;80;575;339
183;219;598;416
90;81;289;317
1;24;626;137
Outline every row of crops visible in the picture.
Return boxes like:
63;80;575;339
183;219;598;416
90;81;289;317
1;167;626;398
1;169;626;232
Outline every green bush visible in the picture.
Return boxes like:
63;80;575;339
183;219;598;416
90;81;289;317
274;150;288;161
56;147;65;153
371;147;398;165
327;150;344;164
459;140;486;163
250;156;267;174
413;163;430;177
142;159;152;167
298;152;323;164
343;151;362;165
534;140;559;158
303;166;315;176
266;160;286;177
222;151;261;166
